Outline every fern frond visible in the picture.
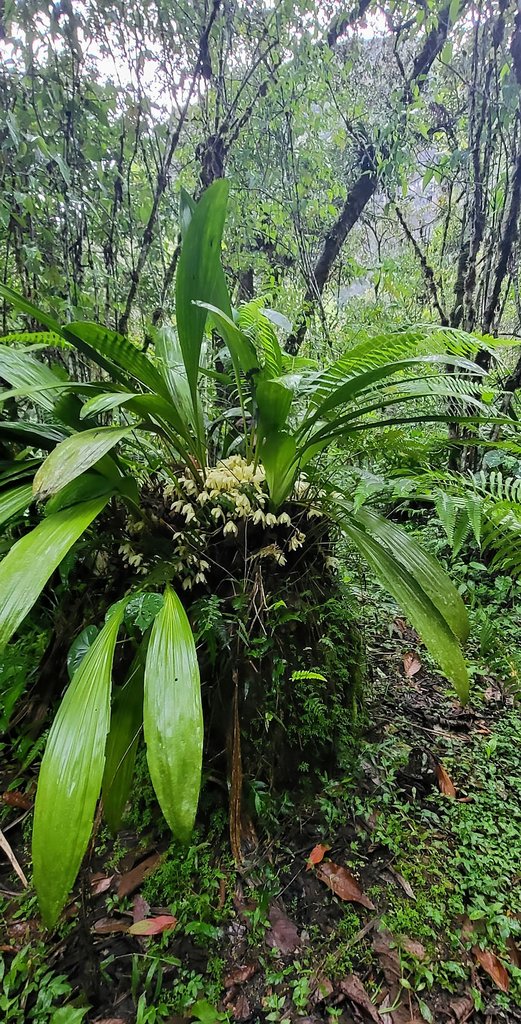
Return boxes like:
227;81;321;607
0;331;64;347
238;299;283;378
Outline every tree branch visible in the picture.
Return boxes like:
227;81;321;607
285;1;459;353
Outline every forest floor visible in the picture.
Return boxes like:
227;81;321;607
1;620;521;1024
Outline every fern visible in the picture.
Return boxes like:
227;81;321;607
238;299;283;378
0;331;65;348
398;467;521;574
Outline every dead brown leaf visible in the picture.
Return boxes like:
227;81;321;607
92;916;131;934
507;935;521;968
265;904;300;954
306;843;330;869
372;928;401;983
116;851;162;898
310;974;334;1004
435;762;456;797
0;826;28;888
472;946;509;992
132;894;150;924
385;867;415;900
1;790;32;810
400;937;425;959
403;652;422;677
90;872;114;896
316;861;375;910
128;914;177;936
340;974;383;1022
231;993;251;1021
224;964;257;988
449;994;475;1022
94;1019;128;1024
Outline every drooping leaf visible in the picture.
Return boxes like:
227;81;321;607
32;601;126;927
33;426;133;499
0;496;108;650
79;390;137;420
0;283;63;334
144;587;203;842
0;419;67;448
45;472;115;515
65;322;168;397
353;507;470;644
0;347;63;412
341;518;469;701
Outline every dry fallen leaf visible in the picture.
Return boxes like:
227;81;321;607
128;914;177;936
90;872;114;896
0;826;28;888
94;1019;128;1024
506;935;521;968
230;993;251;1021
472;946;509;992
2;790;33;810
316;861;375;910
265;904;300;954
306;843;331;870
340;974;382;1022
385;867;415;900
400;937;426;959
132;894;150;924
372;928;401;982
92;916;131;934
116;851;162;898
435;762;456;798
449;994;475;1022
403;652;422;677
224;964;257;988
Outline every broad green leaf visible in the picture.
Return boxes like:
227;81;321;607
80;390;136;420
0;483;32;528
0;347;63;412
256;379;292;438
49;1009;89;1024
0;496;108;650
153;325;199;434
0;283;62;334
354;507;469;643
179;187;197;239
0;420;67;448
261;431;297;509
175;180;232;407
102;652;145;832
65;322;169;398
45;472;115;515
144;587;203;842
32;601;126;927
33;426;133;499
342;519;469;702
193;302;259;375
67;625;99;679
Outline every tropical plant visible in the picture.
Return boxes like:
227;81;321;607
0;179;507;929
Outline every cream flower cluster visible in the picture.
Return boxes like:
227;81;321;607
119;455;319;588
